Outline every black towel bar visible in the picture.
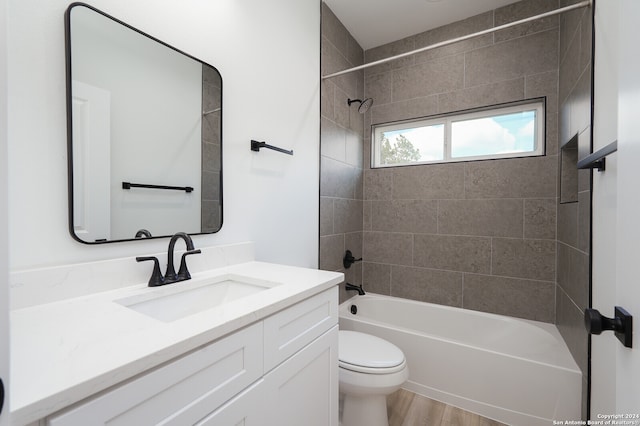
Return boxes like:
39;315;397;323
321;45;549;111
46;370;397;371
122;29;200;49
250;140;293;156
122;182;194;193
577;140;617;172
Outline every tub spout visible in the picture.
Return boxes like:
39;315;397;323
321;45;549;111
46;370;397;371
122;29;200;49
345;282;365;296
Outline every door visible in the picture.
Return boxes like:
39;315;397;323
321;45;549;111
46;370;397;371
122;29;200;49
591;0;640;415
71;81;111;242
612;0;640;408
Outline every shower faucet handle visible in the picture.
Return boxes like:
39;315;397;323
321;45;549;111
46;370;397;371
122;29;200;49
343;250;362;269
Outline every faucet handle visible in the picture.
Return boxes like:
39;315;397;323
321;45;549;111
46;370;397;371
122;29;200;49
177;249;202;280
343;250;363;269
136;256;165;287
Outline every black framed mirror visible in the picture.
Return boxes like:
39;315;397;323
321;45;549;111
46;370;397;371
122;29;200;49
65;2;222;244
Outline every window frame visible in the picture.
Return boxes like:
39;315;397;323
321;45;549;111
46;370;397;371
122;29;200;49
371;98;546;168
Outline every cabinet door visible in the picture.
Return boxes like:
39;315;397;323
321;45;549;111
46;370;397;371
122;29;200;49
264;326;338;426
195;380;266;426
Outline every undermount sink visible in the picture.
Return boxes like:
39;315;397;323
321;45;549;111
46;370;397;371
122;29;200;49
115;274;281;322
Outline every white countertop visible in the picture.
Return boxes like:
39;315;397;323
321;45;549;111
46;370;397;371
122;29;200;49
10;261;343;425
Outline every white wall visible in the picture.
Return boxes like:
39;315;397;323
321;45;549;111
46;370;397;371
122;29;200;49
1;0;10;422
7;0;320;271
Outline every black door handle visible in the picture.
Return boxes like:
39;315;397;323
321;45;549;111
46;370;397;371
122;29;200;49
0;377;4;415
584;306;633;348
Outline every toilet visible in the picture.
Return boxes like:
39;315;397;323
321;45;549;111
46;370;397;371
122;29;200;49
338;330;409;426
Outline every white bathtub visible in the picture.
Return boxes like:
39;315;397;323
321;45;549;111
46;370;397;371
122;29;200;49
339;294;581;426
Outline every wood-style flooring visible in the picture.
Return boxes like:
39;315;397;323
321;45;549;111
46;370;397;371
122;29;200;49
386;389;507;426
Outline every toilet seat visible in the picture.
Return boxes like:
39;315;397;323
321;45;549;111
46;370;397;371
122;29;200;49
339;330;406;374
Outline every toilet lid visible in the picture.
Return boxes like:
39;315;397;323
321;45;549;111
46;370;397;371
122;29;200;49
339;330;406;374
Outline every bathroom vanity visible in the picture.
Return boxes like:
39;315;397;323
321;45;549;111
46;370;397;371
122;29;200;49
10;244;342;425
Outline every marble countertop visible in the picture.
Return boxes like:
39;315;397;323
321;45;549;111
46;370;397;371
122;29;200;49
10;261;343;425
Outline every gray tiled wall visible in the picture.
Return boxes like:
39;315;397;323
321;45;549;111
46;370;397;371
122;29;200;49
360;0;560;323
557;0;592;418
320;0;592;416
320;3;364;303
202;65;222;233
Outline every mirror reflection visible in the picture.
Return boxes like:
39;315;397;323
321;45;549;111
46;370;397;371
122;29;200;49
66;3;222;243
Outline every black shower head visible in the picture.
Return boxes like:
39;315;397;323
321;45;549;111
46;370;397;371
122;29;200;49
347;98;374;114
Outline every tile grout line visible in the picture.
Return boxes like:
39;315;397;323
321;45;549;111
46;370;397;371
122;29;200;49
523;198;526;239
490;236;493;276
461;272;465;309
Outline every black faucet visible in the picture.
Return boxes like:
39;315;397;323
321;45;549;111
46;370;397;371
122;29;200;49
345;282;365;296
136;232;202;287
135;229;152;238
164;232;201;283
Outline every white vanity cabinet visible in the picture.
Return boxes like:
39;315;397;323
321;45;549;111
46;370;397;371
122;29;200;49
45;287;338;426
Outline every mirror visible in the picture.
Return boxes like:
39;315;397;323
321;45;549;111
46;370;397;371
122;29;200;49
65;2;222;244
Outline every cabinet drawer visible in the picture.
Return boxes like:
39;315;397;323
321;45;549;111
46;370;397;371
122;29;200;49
263;286;337;372
48;322;263;426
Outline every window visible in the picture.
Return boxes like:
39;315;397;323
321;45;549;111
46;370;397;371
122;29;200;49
371;99;545;168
